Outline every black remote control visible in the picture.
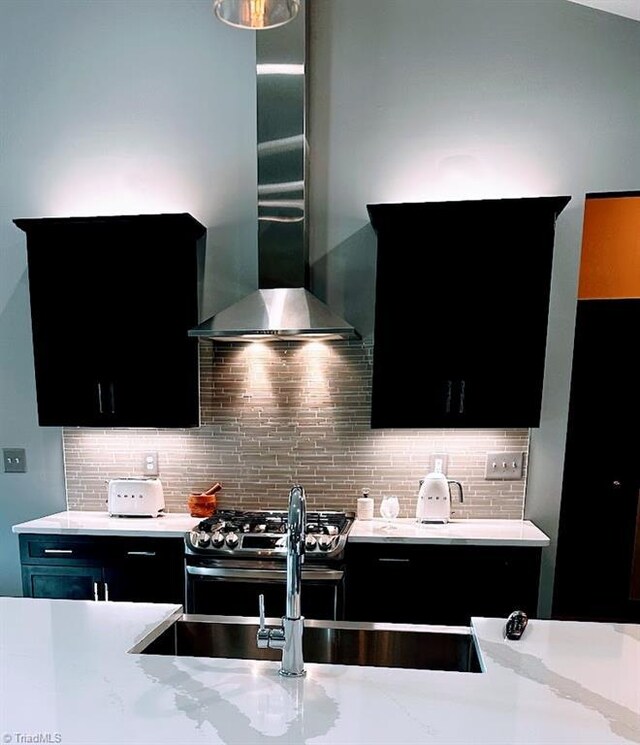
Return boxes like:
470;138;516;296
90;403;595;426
504;610;528;640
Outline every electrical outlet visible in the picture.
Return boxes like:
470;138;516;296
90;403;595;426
485;451;525;480
3;448;27;473
143;451;159;476
429;452;449;475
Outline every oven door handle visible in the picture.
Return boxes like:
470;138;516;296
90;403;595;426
186;566;344;582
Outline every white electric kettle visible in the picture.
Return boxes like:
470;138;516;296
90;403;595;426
415;471;464;524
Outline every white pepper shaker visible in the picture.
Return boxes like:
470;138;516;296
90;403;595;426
357;488;374;520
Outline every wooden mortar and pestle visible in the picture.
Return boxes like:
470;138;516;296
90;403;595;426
187;482;222;517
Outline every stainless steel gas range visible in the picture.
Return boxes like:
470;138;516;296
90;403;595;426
184;509;355;620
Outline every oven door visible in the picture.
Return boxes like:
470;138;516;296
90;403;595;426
185;559;345;620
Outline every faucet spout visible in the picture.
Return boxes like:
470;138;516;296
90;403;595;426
256;483;307;677
286;484;306;620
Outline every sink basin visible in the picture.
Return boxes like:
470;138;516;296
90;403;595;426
132;615;483;673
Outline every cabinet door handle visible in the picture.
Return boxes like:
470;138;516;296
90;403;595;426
93;581;99;602
97;382;104;414
377;558;411;564
43;549;73;555
109;382;115;415
459;379;466;414
104;582;109;601
126;551;156;557
445;380;453;414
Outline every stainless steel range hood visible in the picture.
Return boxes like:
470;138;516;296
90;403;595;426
190;0;359;342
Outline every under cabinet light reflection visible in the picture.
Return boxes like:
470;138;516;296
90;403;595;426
256;64;304;76
258;199;304;209
258;135;305;156
258;181;304;195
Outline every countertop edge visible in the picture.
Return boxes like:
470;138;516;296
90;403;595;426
11;525;190;538
347;535;550;546
11;512;551;546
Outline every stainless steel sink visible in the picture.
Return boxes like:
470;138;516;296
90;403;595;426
131;615;483;673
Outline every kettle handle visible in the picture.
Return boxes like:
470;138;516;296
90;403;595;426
447;480;464;503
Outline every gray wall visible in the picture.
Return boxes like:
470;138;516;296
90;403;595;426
2;0;639;610
307;0;640;615
0;0;257;595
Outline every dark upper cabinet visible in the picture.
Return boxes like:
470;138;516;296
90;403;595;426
14;213;205;427
367;196;570;428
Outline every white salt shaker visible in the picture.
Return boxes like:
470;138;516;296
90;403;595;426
357;488;374;520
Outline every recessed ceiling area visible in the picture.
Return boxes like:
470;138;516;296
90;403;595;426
566;0;640;22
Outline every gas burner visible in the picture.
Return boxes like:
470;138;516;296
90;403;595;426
265;519;287;534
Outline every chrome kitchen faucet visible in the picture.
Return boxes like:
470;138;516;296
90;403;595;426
256;484;306;677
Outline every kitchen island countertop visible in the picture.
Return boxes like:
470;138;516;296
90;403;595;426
0;597;638;744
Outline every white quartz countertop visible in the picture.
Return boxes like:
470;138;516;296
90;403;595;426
11;510;198;537
1;597;638;744
350;517;550;545
12;511;550;546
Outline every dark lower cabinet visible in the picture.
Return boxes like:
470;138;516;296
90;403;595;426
102;556;183;604
20;533;542;622
345;543;542;625
19;534;185;605
22;565;104;600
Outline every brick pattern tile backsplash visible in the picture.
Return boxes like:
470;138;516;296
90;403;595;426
64;339;529;518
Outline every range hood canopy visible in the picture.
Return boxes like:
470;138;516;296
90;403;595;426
190;0;359;342
189;287;357;341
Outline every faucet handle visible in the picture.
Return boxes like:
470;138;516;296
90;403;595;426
257;593;270;648
256;594;286;650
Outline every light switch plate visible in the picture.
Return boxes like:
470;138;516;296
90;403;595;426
485;451;525;480
3;448;27;473
429;452;449;475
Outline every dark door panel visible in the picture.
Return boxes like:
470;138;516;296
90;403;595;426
367;197;569;428
554;300;640;622
14;214;203;428
22;565;103;600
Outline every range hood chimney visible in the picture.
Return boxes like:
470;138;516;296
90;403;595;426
190;0;359;342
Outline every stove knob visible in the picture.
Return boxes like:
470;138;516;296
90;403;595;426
211;531;225;548
225;532;239;549
305;535;317;551
318;535;333;551
197;531;211;547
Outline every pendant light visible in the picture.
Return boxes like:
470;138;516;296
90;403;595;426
213;0;300;30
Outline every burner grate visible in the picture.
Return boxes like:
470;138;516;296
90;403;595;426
195;509;351;534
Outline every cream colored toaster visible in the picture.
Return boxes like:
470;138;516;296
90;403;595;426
107;478;165;517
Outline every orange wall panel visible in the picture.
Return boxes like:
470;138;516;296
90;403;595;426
578;196;640;300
